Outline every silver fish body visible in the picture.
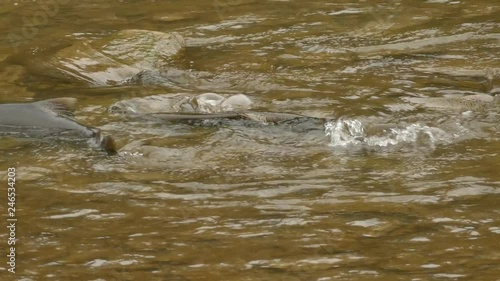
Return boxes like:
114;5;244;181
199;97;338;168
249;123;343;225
0;98;116;153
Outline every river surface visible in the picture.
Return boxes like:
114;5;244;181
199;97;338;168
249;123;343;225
0;0;499;280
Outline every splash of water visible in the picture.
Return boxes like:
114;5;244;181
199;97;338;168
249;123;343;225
325;118;365;147
366;124;451;147
325;118;457;148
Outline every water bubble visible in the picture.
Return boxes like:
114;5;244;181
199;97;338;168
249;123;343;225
325;118;366;147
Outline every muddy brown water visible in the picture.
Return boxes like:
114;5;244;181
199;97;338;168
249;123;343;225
0;0;499;280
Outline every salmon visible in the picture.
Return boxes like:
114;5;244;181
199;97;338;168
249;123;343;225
147;111;328;125
0;98;116;154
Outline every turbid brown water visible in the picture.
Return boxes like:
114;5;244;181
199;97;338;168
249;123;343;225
0;0;499;280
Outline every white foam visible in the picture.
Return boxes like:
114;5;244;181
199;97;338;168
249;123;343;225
325;119;456;148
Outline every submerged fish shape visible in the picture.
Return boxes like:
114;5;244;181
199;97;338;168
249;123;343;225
147;111;329;127
0;98;116;153
405;94;499;111
108;93;253;115
109;93;326;125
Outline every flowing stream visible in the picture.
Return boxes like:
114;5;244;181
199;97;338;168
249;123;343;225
0;0;499;280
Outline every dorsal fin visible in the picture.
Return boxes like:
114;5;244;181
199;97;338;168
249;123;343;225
34;97;78;118
100;135;117;155
93;130;117;155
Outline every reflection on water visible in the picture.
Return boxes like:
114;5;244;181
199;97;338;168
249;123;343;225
1;0;500;280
